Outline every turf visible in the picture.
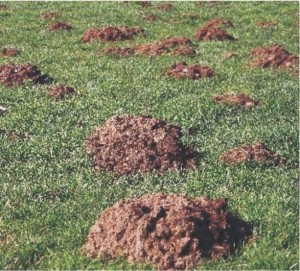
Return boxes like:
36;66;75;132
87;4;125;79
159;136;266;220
0;1;299;270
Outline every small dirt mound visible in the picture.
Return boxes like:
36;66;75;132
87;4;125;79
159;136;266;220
142;15;160;21
0;47;20;57
40;11;58;19
214;94;259;107
249;45;298;69
101;47;135;57
47;22;72;31
203;18;233;28
257;21;277;28
220;142;286;166
0;63;51;86
167;62;214;80
157;3;173;12
82;193;252;270
82;26;144;43
135;37;195;56
86;115;197;175
47;84;75;100
195;27;234;41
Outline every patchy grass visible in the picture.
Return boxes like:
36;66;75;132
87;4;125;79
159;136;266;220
0;1;298;270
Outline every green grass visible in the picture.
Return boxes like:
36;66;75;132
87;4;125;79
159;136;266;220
0;1;299;270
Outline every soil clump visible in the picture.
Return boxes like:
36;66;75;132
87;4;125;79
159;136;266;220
47;84;75;100
0;47;20;57
47;22;72;31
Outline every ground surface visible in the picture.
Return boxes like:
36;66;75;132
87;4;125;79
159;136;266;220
0;1;299;270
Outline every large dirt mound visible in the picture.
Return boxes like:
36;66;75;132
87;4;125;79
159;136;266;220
102;37;195;57
82;26;144;43
167;62;214;80
221;142;286;165
214;94;259;107
82;193;252;270
86;115;197;175
0;63;51;86
249;45;298;69
47;22;72;31
47;84;75;100
0;47;20;57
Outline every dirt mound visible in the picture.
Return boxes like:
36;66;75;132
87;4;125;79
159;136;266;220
142;15;160;21
220;142;286;166
157;3;173;12
195;27;234;41
86;115;197;175
135;37;195;56
82;26;144;43
0;47;20;57
0;63;51;86
213;94;259;107
249;45;298;69
202;18;233;28
82;193;252;270
257;21;277;28
47;84;75;100
47;22;72;31
40;11;58;19
167;62;214;80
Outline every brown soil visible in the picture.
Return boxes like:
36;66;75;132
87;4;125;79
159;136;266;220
195;27;234;41
47;84;75;100
257;21;277;28
213;94;259;107
157;3;173;12
0;47;20;57
82;193;252;270
0;63;51;86
249;45;299;69
86;115;197;175
142;15;160;21
82;26;144;43
40;11;58;19
47;22;72;31
167;62;214;80
220;142;286;166
222;51;237;59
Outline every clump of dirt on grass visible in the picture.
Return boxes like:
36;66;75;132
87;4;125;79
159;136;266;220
249;45;298;69
167;62;214;80
82;26;144;43
213;94;259;107
257;21;277;28
47;84;75;100
86;115;197;175
47;22;72;31
195;18;234;41
220;142;286;166
40;11;58;19
0;63;51;86
142;14;160;21
0;47;20;57
156;3;173;12
82;193;252;270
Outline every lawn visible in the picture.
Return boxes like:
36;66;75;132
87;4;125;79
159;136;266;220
0;1;299;270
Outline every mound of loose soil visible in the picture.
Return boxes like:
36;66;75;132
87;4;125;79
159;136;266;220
142;15;160;21
47;22;72;31
167;62;214;80
157;3;173;12
257;21;277;28
82;193;252;270
0;47;20;57
0;63;51;86
195;27;234;41
82;26;144;43
86;115;197;175
249;45;298;69
135;37;195;56
47;84;75;100
40;11;58;19
220;143;286;166
214;94;259;107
